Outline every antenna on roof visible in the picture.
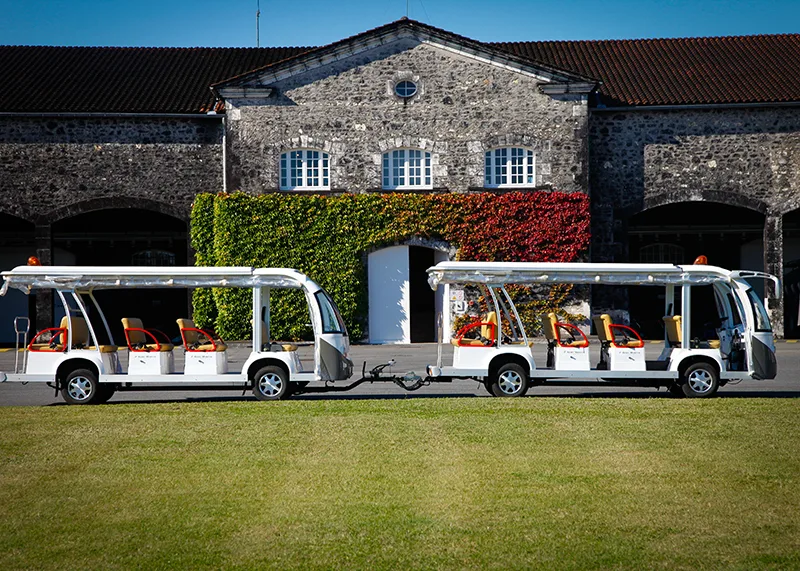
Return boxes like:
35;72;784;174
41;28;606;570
256;0;261;47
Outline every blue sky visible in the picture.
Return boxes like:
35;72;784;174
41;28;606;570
0;0;797;47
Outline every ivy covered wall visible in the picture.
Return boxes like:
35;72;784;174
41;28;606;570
191;191;590;341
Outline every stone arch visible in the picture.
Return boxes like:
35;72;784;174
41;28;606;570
627;198;766;338
39;196;187;225
639;190;768;216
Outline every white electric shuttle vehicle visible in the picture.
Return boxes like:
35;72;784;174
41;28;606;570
424;261;779;398
0;266;355;404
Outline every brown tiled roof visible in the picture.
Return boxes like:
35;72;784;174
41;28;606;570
493;34;800;107
0;46;309;113
1;25;799;113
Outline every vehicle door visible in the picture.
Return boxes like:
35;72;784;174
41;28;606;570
310;288;352;381
731;279;777;380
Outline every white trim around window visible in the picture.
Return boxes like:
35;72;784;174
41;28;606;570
382;149;432;190
484;147;536;188
279;149;330;190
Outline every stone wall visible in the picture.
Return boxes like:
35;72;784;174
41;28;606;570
225;40;589;197
589;105;800;334
0;116;224;223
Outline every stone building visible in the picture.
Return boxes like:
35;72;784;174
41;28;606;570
0;18;798;342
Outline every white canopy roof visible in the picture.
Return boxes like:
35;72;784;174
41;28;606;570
0;266;317;295
427;262;779;290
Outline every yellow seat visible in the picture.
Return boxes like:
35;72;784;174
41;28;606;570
541;313;588;347
259;321;297;352
452;311;497;347
592;314;643;348
663;315;721;349
177;318;227;352
60;315;117;353
122;317;174;352
663;315;682;347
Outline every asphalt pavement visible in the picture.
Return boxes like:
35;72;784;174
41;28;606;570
0;341;798;406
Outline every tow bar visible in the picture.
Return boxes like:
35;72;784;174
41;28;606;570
293;360;441;395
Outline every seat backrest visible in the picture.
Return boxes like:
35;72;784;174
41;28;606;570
481;311;498;340
541;313;558;341
592;314;613;342
60;315;90;347
176;318;199;345
122;317;145;345
663;315;682;346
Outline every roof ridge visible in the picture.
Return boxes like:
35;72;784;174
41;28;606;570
492;32;800;45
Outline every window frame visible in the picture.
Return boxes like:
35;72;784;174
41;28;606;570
279;149;330;191
484;147;536;189
382;148;433;190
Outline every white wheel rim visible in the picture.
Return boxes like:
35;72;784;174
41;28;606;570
67;376;93;401
688;369;713;393
258;373;283;397
498;370;522;395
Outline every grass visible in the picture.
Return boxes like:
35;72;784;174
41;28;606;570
0;398;799;570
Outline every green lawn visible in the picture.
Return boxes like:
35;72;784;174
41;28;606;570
1;398;799;570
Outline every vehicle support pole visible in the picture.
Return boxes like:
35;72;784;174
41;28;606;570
681;284;691;349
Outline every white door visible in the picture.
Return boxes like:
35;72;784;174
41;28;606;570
368;246;410;344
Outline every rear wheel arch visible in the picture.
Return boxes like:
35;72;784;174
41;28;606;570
247;358;290;383
56;358;99;385
488;353;530;381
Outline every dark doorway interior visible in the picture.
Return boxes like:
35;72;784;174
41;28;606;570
627;202;764;339
782;209;800;338
409;246;435;343
51;209;188;343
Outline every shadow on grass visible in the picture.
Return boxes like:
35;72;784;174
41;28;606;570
62;389;800;406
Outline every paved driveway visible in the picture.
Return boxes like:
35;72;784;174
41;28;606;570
1;342;798;405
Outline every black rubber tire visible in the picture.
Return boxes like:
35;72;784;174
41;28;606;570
252;365;290;401
60;368;101;405
482;380;494;395
490;363;528;397
681;362;720;398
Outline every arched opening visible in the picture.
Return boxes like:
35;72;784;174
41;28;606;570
0;213;35;344
51;208;188;342
627;201;764;338
782;208;800;338
368;244;449;344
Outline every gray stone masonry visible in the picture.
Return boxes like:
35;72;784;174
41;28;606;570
0;116;224;223
589;106;800;335
224;40;589;196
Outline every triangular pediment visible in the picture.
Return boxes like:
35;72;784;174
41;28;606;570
212;18;597;98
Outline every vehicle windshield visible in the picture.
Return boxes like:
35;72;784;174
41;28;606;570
315;290;347;335
746;288;771;332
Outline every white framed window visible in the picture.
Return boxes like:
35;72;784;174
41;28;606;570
382;149;432;190
484;147;535;188
280;149;330;190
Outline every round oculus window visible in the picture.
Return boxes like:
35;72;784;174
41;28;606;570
394;80;418;98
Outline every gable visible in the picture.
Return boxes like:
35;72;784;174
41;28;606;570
213;19;596;100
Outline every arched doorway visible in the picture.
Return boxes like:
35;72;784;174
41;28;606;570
368;244;449;344
782;208;800;338
627;201;764;338
0;213;35;343
51;208;188;342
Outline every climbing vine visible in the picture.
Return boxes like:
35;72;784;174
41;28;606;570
191;190;590;340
